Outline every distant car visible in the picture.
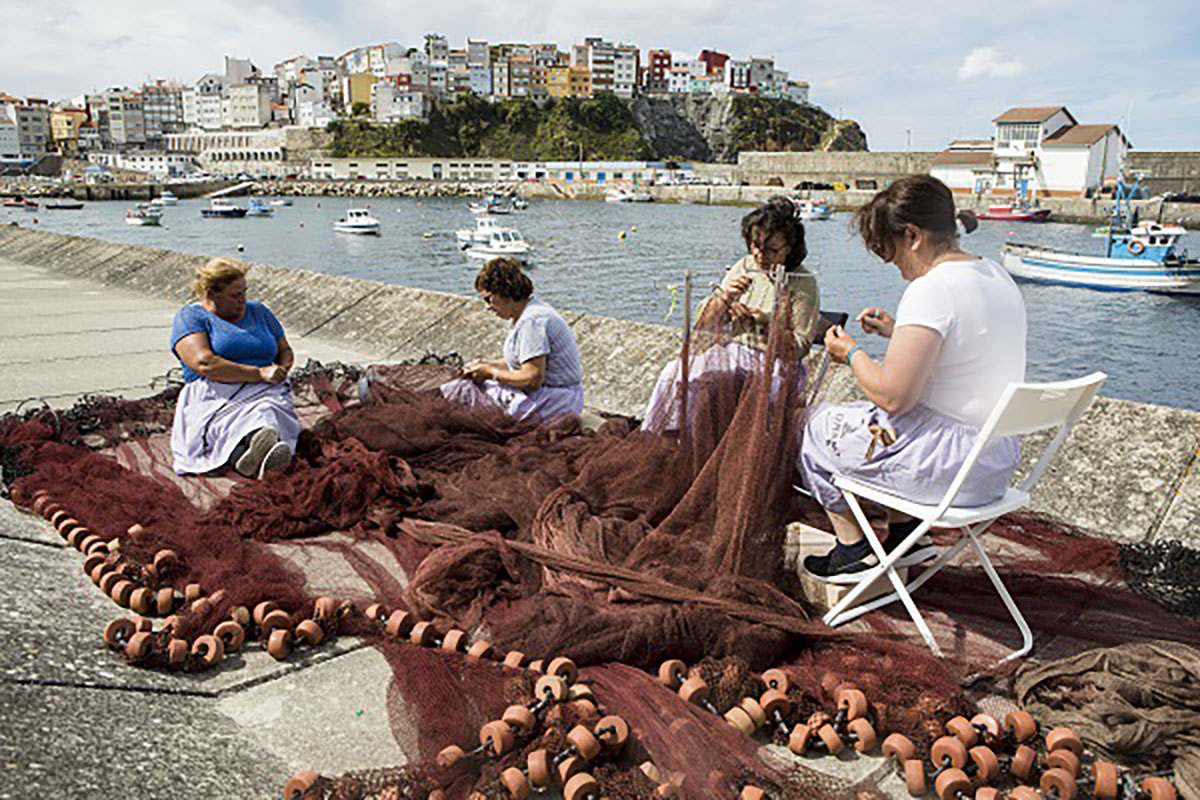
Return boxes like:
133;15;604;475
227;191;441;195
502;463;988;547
1164;192;1200;203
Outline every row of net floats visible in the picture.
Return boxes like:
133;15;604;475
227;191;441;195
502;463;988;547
27;489;339;670
287;603;663;800
653;654;1180;800
26;490;1182;800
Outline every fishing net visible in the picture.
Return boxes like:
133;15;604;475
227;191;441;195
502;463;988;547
5;285;1200;799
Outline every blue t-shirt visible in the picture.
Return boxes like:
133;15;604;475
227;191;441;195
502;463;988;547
170;300;285;383
503;298;583;388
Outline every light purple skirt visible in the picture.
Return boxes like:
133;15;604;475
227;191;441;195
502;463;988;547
798;401;1019;512
641;341;803;433
171;379;301;475
440;378;584;422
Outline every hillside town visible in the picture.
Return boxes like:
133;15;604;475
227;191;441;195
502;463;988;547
0;35;811;178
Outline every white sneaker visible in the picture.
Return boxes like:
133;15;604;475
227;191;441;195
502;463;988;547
257;440;292;479
233;427;279;478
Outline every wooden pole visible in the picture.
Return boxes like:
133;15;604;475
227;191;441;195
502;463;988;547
679;270;692;448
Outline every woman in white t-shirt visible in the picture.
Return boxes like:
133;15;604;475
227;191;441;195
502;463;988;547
799;175;1027;583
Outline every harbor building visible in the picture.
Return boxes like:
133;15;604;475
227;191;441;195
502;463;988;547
930;106;1129;197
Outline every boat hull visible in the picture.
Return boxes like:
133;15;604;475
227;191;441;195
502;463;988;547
334;224;380;235
201;209;247;218
125;217;162;226
978;207;1052;222
466;245;531;259
1001;246;1200;294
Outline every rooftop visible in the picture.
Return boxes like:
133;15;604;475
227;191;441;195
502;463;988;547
931;150;993;166
994;106;1073;124
1042;123;1126;147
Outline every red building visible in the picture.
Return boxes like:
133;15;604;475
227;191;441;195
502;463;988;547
698;49;729;76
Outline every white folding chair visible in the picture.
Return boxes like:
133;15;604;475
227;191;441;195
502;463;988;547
823;371;1107;663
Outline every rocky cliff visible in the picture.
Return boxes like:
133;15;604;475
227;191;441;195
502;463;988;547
327;94;868;164
631;95;868;163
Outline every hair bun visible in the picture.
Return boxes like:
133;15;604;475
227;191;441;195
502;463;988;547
956;209;979;234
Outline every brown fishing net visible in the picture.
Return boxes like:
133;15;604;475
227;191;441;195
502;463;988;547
5;296;1200;798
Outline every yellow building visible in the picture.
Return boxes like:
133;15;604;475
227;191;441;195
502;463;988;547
51;108;87;155
568;66;591;97
345;73;378;110
546;66;569;98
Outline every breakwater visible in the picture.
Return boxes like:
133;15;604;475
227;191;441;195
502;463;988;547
1;225;1197;548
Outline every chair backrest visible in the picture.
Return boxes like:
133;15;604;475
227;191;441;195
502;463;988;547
932;371;1106;516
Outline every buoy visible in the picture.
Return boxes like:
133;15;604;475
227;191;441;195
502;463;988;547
619;230;626;240
631;225;637;233
236;244;244;252
423;232;433;239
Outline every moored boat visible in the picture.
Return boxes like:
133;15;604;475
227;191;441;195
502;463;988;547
152;190;178;207
1000;180;1199;294
246;198;274;217
977;202;1052;222
125;203;164;226
269;198;293;206
465;227;531;259
44;200;84;210
334;208;381;235
456;215;503;244
200;199;247;218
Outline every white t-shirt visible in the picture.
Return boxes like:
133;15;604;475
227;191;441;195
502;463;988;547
894;256;1026;427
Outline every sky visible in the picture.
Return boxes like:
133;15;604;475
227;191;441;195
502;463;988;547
2;0;1198;152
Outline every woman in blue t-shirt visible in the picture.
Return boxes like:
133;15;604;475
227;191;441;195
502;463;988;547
440;257;584;421
169;257;300;478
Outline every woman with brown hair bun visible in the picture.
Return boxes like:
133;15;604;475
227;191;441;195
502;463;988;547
440;256;584;421
798;175;1027;582
170;258;299;478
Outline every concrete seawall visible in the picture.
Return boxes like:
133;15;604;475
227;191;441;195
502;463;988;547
1;225;1197;549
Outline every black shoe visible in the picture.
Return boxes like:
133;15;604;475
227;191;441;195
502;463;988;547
803;541;879;585
882;518;937;567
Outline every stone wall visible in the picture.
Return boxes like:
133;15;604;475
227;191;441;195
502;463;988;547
1128;152;1200;195
734;151;938;188
0;225;1196;547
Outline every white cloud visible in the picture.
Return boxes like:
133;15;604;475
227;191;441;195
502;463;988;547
956;47;1026;80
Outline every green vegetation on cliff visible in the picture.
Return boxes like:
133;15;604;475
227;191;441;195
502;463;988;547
327;93;866;162
328;93;651;161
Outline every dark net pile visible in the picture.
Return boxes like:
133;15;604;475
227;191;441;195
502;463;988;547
5;301;1200;799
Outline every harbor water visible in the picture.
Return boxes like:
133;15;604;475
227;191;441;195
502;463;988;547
8;196;1199;411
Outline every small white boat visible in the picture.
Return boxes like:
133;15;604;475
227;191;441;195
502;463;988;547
468;193;513;215
466;228;532;259
456;215;503;244
334;208;381;235
156;190;179;206
269;198;293;207
605;186;652;203
125;203;163;226
246;199;274;217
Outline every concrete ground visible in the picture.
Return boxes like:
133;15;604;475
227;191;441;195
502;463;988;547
0;257;908;800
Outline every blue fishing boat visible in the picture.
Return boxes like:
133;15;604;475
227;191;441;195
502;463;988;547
1001;178;1200;294
246;198;274;217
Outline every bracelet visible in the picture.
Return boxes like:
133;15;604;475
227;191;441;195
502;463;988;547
845;345;863;365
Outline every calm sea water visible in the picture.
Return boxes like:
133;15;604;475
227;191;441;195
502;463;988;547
8;195;1199;410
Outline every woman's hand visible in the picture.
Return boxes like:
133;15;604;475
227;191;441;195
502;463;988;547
724;274;753;301
259;364;289;384
461;360;494;384
857;308;895;338
824;325;858;364
727;301;767;328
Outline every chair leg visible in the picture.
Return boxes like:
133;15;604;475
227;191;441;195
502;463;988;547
822;493;945;657
965;529;1034;663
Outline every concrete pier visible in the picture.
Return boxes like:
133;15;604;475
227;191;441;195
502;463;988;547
0;226;1196;799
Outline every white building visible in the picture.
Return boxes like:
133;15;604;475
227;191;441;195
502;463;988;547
166;127;290;174
371;83;429;122
787;80;810;105
228;84;272;128
613;45;639;98
929;106;1131;197
141;81;185;143
183;74;225;131
87;150;197;177
0;98;52;161
225;56;259;87
0;119;20;167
